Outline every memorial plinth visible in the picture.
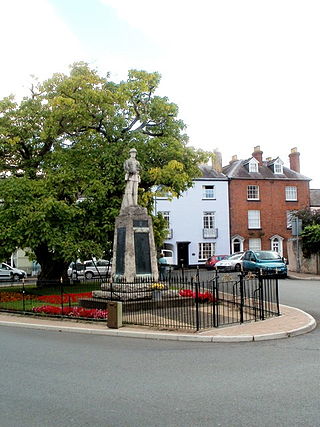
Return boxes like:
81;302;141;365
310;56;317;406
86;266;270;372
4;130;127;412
111;205;159;282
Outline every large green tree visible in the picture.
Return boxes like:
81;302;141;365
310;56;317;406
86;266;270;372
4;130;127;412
0;63;207;285
295;208;320;257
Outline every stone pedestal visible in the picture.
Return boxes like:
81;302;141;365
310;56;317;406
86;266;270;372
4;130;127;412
111;205;159;282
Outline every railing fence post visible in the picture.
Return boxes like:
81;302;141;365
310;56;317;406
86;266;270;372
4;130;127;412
214;269;218;327
259;271;265;320
60;277;64;315
22;278;25;312
194;277;200;331
239;272;244;324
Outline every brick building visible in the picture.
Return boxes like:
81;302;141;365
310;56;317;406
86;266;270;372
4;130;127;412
223;146;311;258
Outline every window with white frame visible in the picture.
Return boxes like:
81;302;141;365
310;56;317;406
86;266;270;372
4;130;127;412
202;185;215;199
286;210;296;229
274;160;283;174
249;159;259;172
198;242;215;261
247;185;260;200
203;211;216;238
285;186;297;201
203;211;215;229
248;210;261;228
249;238;261;251
159;211;170;228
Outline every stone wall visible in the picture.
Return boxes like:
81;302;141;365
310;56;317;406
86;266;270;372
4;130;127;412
287;238;320;274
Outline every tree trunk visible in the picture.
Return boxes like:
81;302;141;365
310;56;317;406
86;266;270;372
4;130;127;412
35;244;70;287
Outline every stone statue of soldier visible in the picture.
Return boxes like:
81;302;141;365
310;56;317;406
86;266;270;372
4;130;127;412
121;148;141;210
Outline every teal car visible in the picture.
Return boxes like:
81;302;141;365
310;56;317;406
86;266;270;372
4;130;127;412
242;250;287;278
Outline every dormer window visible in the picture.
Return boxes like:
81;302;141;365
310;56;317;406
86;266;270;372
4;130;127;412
248;158;259;173
274;159;284;174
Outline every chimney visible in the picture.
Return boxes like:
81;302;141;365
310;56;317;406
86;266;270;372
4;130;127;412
289;147;300;172
229;155;238;164
211;150;222;172
252;146;263;165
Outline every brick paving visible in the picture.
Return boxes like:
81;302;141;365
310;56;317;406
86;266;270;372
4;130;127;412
0;302;316;342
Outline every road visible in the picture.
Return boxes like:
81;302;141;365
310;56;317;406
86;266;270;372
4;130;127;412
0;278;319;427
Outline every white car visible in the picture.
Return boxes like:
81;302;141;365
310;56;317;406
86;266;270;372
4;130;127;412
68;259;112;280
0;263;27;281
215;253;244;272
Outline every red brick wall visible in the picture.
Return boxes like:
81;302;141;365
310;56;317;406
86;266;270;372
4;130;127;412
229;179;310;257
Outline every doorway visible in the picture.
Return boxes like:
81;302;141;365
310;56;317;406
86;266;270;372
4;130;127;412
177;242;190;267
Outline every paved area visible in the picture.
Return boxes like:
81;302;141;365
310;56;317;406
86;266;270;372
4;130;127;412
0;270;318;343
0;303;316;343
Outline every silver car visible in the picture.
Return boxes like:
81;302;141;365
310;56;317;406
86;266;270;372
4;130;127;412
0;263;27;281
215;253;244;272
68;259;112;280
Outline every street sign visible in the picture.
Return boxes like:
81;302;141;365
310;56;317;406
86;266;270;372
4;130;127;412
292;218;303;236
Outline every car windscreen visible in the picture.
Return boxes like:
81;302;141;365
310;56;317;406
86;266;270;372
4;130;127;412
255;251;281;260
228;253;242;260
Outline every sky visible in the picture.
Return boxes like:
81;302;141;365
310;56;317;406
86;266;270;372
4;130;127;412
1;0;319;187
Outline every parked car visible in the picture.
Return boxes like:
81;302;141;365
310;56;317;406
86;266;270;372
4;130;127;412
242;250;287;278
68;259;112;279
205;255;229;270
215;253;244;272
0;263;27;281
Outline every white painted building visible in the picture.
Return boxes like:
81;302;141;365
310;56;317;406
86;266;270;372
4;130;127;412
155;164;230;267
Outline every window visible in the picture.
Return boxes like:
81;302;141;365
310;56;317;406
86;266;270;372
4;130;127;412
203;211;216;238
249;238;261;251
248;210;261;229
158;211;172;238
159;211;170;228
286;210;296;228
285;186;297;201
203;211;215;229
247;185;260;200
202;185;215;199
198;243;215;261
249;159;258;172
274;160;283;174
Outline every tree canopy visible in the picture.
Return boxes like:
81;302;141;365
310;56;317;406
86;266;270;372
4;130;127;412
295;208;320;257
0;63;208;283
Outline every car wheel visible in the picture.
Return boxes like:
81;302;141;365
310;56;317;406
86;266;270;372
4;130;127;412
85;271;94;280
12;273;20;281
234;264;241;272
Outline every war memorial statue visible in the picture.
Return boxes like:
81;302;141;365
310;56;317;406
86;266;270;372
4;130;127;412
121;148;141;210
111;148;158;282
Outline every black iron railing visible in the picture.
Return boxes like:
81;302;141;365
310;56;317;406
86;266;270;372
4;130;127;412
0;271;280;331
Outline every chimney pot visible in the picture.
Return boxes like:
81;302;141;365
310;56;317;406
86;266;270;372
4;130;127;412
211;150;222;172
252;146;263;165
289;147;300;172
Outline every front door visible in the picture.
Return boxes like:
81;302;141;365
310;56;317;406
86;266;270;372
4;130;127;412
177;242;190;268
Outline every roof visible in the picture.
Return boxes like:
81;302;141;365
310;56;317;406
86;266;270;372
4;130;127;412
310;189;320;207
196;164;228;180
222;158;311;181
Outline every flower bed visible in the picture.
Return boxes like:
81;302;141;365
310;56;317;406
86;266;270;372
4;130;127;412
0;292;34;303
37;292;92;304
179;289;216;303
32;305;108;319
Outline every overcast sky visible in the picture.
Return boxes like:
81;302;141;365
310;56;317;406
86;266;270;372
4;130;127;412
1;0;319;187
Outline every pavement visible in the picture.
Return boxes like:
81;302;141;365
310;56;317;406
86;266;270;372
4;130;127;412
0;271;318;343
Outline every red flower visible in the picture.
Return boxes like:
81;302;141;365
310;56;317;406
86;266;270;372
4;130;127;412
179;289;195;298
32;305;108;319
179;289;216;302
37;292;92;304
